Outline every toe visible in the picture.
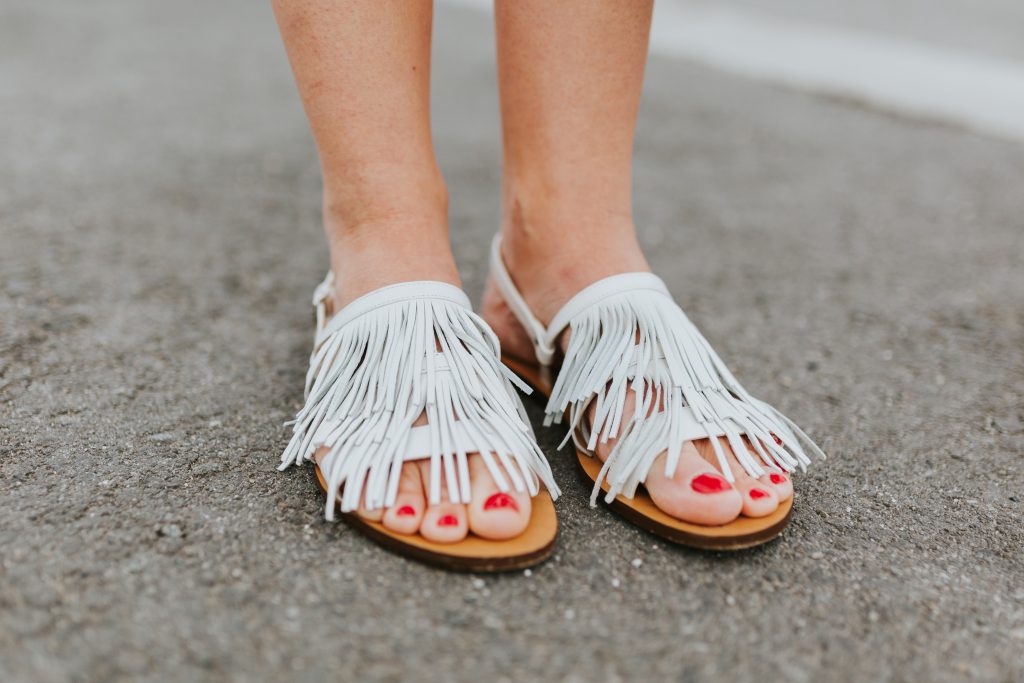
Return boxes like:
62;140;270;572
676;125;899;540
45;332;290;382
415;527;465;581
592;386;748;526
314;445;385;522
356;480;385;522
419;503;468;543
416;460;469;544
703;437;781;518
380;462;425;535
466;454;532;540
759;468;794;503
744;436;794;503
644;443;744;526
737;480;780;517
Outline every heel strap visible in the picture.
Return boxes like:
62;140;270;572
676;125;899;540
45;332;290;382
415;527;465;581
489;235;672;367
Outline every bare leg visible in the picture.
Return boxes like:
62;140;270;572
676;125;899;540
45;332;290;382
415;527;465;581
493;0;651;321
484;0;791;525
273;0;455;303
273;0;532;540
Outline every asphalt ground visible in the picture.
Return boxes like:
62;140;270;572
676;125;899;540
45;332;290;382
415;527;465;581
1;1;1022;681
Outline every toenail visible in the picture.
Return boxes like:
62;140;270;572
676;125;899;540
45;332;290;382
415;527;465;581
771;433;783;445
769;473;787;485
396;505;416;517
483;493;519;512
749;488;770;500
690;473;732;494
437;514;459;527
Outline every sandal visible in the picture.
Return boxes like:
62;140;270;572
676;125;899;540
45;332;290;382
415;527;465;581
489;236;823;550
279;274;560;571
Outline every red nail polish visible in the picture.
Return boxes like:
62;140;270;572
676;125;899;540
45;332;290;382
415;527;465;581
437;514;459;527
691;473;732;494
483;492;519;512
772;433;783;445
769;473;787;485
749;488;770;500
396;505;416;517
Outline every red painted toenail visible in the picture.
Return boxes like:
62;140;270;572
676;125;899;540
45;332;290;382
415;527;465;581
769;473;787;485
396;505;416;517
437;514;459;527
483;493;519;512
771;433;783;445
691;473;732;494
749;488;770;500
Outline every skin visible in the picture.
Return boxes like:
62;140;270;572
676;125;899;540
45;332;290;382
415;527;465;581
480;0;793;525
272;0;792;542
272;0;529;542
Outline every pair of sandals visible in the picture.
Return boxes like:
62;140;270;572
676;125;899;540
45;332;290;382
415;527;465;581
279;236;824;571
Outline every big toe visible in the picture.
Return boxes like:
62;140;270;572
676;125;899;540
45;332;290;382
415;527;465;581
466;454;532;540
644;445;744;526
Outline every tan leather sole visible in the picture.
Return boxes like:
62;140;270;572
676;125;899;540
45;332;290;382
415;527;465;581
312;465;558;572
503;354;792;551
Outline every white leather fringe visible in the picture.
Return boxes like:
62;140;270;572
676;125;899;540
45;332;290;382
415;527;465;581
280;275;559;520
545;287;824;506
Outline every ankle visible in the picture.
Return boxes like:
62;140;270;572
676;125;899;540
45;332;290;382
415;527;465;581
498;191;649;323
317;162;461;304
326;210;460;306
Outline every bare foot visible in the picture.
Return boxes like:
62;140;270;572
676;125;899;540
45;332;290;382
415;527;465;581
481;233;792;527
313;273;533;543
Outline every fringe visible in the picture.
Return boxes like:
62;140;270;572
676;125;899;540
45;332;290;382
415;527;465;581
544;291;824;506
280;280;559;520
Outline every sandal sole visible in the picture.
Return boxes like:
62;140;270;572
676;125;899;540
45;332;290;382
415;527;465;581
312;465;558;572
503;354;792;551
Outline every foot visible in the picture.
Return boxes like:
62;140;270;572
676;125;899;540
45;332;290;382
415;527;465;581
314;440;533;544
481;228;793;527
313;268;533;543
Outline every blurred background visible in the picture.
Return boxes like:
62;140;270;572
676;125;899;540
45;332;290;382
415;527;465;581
1;1;1022;682
647;0;1024;141
664;0;1024;60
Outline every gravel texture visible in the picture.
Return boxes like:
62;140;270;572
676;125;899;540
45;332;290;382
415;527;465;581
1;1;1022;681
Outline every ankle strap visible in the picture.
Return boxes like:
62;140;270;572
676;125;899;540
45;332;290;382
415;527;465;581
489;235;672;367
490;236;558;365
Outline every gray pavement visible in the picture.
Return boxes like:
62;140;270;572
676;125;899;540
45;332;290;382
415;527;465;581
682;0;1024;62
1;1;1022;682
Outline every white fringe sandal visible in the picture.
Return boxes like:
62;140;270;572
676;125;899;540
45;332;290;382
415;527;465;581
490;237;823;550
279;274;560;571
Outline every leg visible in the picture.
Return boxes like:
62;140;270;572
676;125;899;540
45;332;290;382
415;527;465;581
273;0;532;540
484;0;791;525
272;0;456;304
492;0;652;324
